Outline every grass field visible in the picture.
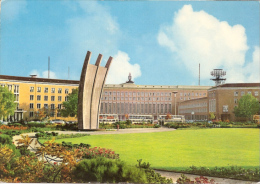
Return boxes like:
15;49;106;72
55;128;259;171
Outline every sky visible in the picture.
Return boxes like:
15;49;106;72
1;0;259;86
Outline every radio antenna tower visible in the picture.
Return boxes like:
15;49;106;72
210;69;226;86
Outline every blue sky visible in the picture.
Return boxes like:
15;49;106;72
1;0;259;86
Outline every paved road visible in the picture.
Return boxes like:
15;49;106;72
12;128;259;184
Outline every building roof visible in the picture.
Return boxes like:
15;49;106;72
0;75;79;85
0;74;212;89
211;83;260;89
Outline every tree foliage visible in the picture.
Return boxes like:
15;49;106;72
0;86;16;118
233;94;260;119
60;88;78;117
209;112;215;120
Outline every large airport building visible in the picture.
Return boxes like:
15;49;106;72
0;74;259;123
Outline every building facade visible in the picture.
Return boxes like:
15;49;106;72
178;97;208;121
208;83;260;121
0;75;211;122
0;75;79;122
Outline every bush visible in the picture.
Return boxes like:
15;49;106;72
126;120;132;125
187;166;260;182
27;122;46;128
153;124;160;128
73;157;148;183
136;159;173;183
0;134;12;145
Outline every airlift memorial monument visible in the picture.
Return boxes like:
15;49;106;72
77;51;113;130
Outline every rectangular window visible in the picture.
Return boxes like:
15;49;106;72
29;111;34;117
37;87;41;92
241;91;245;96
58;88;62;93
234;99;238;104
50;112;55;117
51;88;55;93
248;91;252;95
51;104;55;110
58;104;62;109
14;85;19;93
65;96;69;101
8;85;12;91
30;103;34;109
44;87;48;93
14;94;19;101
234;91;238;96
37;95;41;101
58;96;62;101
51;96;55;101
254;91;259;96
44;104;48;109
44;96;48;101
57;112;61;117
37;104;41;109
65;89;69;94
30;87;34;92
30;95;34;100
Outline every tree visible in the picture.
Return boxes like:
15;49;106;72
60;88;78;117
0;86;16;119
233;94;260;120
209;112;215;120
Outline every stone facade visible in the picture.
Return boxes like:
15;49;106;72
178;97;208;121
208;83;260;121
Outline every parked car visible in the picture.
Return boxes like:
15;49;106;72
50;119;65;124
66;121;76;124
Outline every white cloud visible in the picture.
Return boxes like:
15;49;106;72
66;1;121;61
64;1;142;84
1;0;27;21
158;4;258;83
244;46;260;82
106;51;142;84
29;70;58;79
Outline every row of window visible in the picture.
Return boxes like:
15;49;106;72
30;86;70;94
100;103;172;114
179;107;207;114
29;111;61;118
1;84;20;93
103;91;172;97
102;96;172;101
29;95;68;102
179;102;207;109
179;92;206;97
234;91;258;96
29;103;62;110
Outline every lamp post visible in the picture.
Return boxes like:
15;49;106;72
172;91;178;116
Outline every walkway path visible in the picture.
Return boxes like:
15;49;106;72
12;128;259;184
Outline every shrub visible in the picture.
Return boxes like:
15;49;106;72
136;159;173;183
187;166;260;182
0;134;12;145
126;120;132;125
27;122;46;128
72;157;148;183
80;147;118;159
176;174;215;184
153;124;160;128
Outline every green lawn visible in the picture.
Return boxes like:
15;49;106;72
55;128;259;171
